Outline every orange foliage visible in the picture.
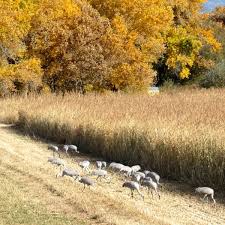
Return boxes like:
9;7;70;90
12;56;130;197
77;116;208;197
0;0;222;95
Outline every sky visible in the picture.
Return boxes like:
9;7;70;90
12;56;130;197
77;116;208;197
204;0;225;12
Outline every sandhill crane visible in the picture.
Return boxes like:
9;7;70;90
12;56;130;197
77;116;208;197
146;171;161;187
195;187;216;204
143;170;150;176
91;169;108;181
109;162;124;172
131;173;141;183
134;172;145;180
48;157;65;167
78;177;95;191
101;161;107;169
122;181;144;200
61;145;69;154
48;145;60;158
96;161;107;170
120;166;132;176
68;145;79;154
131;165;141;173
79;160;90;172
56;167;79;180
142;178;160;199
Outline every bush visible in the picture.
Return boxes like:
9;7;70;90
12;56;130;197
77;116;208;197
200;61;225;88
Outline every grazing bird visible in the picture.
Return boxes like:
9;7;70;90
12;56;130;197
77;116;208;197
79;160;90;172
96;161;102;169
68;145;79;154
134;172;145;180
78;177;95;190
122;181;144;200
120;166;132;176
96;161;107;170
131;173;141;183
143;170;150;176
101;161;107;169
195;187;216;204
48;157;65;167
61;145;69;154
142;178;160;199
146;171;161;186
56;167;79;180
131;165;141;173
91;169;108;181
48;144;60;158
109;162;124;171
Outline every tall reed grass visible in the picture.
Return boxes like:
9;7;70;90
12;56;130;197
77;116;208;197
1;89;225;189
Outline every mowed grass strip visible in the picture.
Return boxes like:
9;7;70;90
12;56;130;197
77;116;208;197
0;170;86;225
0;88;225;189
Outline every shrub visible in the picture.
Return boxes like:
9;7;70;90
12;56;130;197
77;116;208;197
200;61;225;88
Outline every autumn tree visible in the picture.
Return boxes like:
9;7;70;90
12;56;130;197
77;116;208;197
25;0;154;92
0;0;42;96
88;0;174;68
89;0;221;84
156;0;221;84
0;0;222;94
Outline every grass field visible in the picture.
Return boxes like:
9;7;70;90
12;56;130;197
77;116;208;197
0;124;225;225
1;88;225;189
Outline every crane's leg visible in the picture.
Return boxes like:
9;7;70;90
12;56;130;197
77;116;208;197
151;190;154;198
155;189;160;199
56;172;61;178
131;190;134;198
202;194;208;202
137;189;144;200
211;194;216;204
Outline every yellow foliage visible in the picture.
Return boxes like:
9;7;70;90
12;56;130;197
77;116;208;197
89;0;174;63
0;58;42;93
0;0;222;94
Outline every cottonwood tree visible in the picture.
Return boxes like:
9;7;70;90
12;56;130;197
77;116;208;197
0;0;42;96
26;0;154;92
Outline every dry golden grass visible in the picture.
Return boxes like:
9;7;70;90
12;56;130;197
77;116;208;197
0;88;225;189
1;124;225;225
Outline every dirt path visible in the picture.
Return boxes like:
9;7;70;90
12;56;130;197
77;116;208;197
0;124;225;225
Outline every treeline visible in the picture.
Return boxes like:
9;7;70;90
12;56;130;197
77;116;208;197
0;0;223;95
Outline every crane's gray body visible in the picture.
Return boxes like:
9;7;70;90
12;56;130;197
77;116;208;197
195;187;216;203
142;178;160;199
131;165;141;173
79;160;90;171
122;181;144;200
79;177;95;190
109;163;124;171
48;157;65;167
91;169;108;181
62;168;79;178
68;145;79;153
134;172;145;179
120;166;132;176
146;171;160;185
48;144;60;158
56;167;79;179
